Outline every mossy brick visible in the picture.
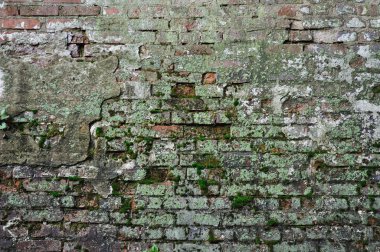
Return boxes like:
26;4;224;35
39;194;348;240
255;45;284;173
316;197;348;210
156;32;178;44
30;193;60;208
136;184;168;196
196;140;218;154
218;140;251;152
315;183;359;196
273;242;317;252
193;112;215;125
221;152;257;168
1;193;29;208
194;213;220;226
188;197;208;210
141;228;163;239
163;197;187;209
220;184;257;196
165;227;186;240
209;197;231;210
223;213;266;226
177;211;219;226
22;179;68;192
132;213;175;226
222;244;269;252
318;241;346;252
175;243;220;252
188;227;210;241
64;210;109;223
261;228;281;242
119;227;141;240
24;209;63;222
235;227;256;241
195;85;224;98
110;212;128;224
148;152;179;166
184;126;231;139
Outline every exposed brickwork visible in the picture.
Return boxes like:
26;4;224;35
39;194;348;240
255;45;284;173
0;0;379;251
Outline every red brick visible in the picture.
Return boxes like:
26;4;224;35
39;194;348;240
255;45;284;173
59;5;101;16
20;6;59;16
0;18;41;29
0;6;18;17
278;6;297;17
103;7;121;15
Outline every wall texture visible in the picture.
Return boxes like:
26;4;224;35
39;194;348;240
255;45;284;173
0;0;379;251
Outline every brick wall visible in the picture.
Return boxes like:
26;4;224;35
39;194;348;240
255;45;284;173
0;0;379;251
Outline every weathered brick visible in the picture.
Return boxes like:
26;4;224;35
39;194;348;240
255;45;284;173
0;18;41;29
16;240;61;251
20;6;59;16
58;5;101;16
0;6;18;17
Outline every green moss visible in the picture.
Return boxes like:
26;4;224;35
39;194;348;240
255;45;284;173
120;198;132;213
208;230;218;244
255;237;261;244
373;85;380;93
38;135;47;148
197;135;206;141
46;124;61;138
233;99;239;107
150;109;163;114
28;119;39;128
95;127;104;137
139;169;167;184
373;141;380;148
231;195;254;209
68;176;83;182
144;244;159;252
223;134;232;140
267;218;279;226
198;179;208;193
49;191;61;197
112;182;121;196
304;188;313;199
124;141;137;160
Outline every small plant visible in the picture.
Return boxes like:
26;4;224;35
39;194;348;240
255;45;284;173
255;236;261;244
38;135;47;148
124;141;137;160
111;182;121;196
223;134;232;140
150;109;162;114
233;99;239;106
144;244;159;252
198;179;208;193
304;188;314;199
231;195;254;209
49;191;61;197
208;230;218;243
267;218;279;226
197;135;206;141
68;176;83;182
0;106;9;130
95;127;104;137
119;198;131;213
